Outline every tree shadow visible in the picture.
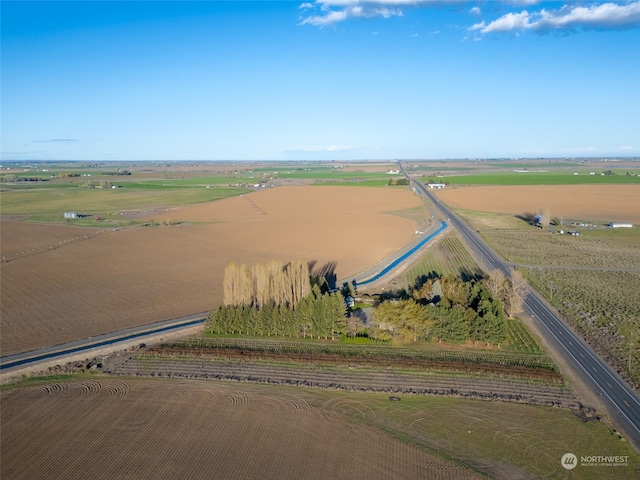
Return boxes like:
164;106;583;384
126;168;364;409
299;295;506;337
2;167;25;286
516;212;535;224
374;288;410;306
460;268;484;283
308;260;338;291
413;271;440;291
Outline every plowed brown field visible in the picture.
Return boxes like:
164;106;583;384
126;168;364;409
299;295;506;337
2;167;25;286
0;186;422;355
0;378;481;480
435;185;640;223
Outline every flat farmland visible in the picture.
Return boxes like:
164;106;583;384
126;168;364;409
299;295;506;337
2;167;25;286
0;186;423;355
0;378;482;480
435;185;640;223
3;376;638;479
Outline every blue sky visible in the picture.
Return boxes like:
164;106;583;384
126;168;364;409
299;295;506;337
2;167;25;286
2;1;639;161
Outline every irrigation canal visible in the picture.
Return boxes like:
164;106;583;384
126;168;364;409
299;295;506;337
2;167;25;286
356;220;448;286
0;315;206;372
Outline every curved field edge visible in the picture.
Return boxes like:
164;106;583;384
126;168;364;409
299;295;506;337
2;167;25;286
0;377;484;480
2;376;638;479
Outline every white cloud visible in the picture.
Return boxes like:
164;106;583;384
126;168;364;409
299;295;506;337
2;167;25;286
470;10;531;33
301;9;350;26
617;145;635;151
299;0;444;26
299;0;640;34
536;2;640;31
471;1;640;35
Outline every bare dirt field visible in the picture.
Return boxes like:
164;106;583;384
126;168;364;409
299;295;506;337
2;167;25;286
435;185;640;223
0;186;422;355
0;377;481;480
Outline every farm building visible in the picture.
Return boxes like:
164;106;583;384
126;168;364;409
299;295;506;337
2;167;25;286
427;183;446;189
608;222;633;228
63;212;78;219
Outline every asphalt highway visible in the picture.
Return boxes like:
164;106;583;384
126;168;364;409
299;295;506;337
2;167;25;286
402;162;640;451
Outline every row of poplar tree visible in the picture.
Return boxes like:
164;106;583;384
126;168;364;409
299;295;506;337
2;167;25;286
209;260;346;339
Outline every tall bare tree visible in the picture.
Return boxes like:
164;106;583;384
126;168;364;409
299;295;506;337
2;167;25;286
252;263;270;308
264;259;282;305
485;269;506;298
538;207;551;229
283;260;311;309
223;262;253;306
505;270;527;319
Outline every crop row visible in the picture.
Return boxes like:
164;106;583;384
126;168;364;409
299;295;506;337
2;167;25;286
108;357;575;407
524;268;640;385
503;319;543;355
164;337;557;371
478;228;640;269
404;234;483;287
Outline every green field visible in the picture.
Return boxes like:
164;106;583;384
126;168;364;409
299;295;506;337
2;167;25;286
423;171;640;185
0;184;250;224
0;161;406;224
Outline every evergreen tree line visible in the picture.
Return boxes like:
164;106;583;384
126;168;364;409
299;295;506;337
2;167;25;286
371;274;508;345
209;284;346;339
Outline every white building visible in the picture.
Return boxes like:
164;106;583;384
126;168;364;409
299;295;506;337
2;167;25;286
609;222;633;228
427;183;446;189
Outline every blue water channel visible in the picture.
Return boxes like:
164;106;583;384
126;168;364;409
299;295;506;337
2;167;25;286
0;318;205;371
356;220;448;286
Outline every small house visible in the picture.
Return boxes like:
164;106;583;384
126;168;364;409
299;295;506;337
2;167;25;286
63;212;78;219
345;296;355;309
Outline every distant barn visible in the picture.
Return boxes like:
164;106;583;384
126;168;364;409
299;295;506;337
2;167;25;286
608;222;633;228
63;212;78;219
